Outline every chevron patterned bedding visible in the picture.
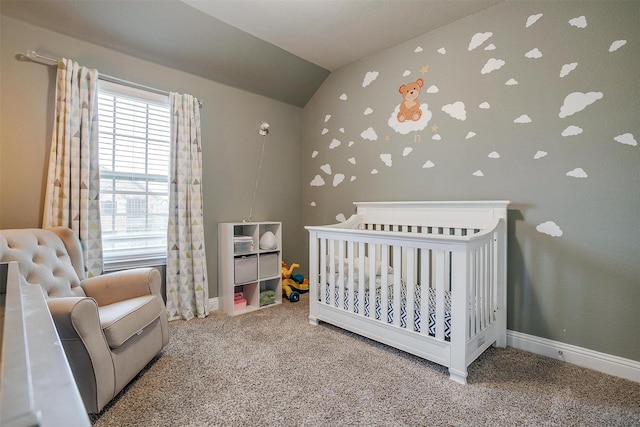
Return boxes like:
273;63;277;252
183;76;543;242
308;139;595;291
324;280;452;341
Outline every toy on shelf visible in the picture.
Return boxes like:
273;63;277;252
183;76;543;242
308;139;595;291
234;292;247;312
281;262;309;302
260;290;276;307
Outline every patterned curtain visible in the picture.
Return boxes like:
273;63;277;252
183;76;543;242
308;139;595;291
42;58;103;277
166;93;209;320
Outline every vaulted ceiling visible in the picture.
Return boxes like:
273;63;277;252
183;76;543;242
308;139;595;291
1;0;502;107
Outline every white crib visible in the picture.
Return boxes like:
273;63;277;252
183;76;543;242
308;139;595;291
305;201;509;383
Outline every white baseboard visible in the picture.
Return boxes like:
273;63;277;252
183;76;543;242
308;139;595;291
507;330;640;383
207;297;219;312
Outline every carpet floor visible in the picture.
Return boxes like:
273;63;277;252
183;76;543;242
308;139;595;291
91;294;640;426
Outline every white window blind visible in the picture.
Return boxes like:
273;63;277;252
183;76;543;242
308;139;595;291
97;80;171;268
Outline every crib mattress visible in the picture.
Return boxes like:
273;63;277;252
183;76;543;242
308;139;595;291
323;281;452;340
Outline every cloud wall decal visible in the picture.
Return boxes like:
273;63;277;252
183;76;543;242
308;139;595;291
534;151;548;159
441;102;467;121
560;62;578;77
360;127;378;141
388;103;432;134
362;71;379;87
469;32;493;50
481;58;506;74
525;48;543;59
566;167;588;178
559;92;603;118
537;221;563;237
609;40;627;52
526;13;543;27
514;114;532;123
561;126;583;137
614;133;637;146
423;160;435;168
569;16;587;28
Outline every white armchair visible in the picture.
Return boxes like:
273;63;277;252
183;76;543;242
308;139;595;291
0;227;169;413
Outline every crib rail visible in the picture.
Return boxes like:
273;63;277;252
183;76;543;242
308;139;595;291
307;219;503;343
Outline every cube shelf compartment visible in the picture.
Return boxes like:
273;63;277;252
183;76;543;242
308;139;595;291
218;222;282;315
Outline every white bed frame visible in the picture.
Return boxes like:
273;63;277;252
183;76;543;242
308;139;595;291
306;201;509;383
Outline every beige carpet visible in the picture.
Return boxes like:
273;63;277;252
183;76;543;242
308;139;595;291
91;294;640;426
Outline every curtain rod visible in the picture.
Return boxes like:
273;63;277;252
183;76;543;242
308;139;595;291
20;50;203;108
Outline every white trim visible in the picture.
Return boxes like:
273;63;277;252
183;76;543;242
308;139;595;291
207;298;219;313
98;79;169;106
102;256;166;273
507;330;640;383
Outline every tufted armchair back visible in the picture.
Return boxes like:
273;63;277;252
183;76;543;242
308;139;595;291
0;227;87;298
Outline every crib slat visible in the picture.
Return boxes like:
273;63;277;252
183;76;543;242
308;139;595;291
490;236;497;323
470;248;477;335
392;245;401;327
406;248;416;331
483;242;490;329
338;240;345;309
478;247;484;334
380;245;389;323
368;242;377;319
435;250;446;341
474;248;480;335
485;243;490;329
486;240;492;325
329;240;336;307
358;242;366;317
476;245;482;331
420;248;430;336
480;244;486;330
319;238;327;303
347;241;355;312
481;245;491;329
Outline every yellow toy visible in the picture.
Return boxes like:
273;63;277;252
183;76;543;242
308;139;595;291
282;261;309;302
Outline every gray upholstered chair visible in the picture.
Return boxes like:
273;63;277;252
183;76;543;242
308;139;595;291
0;227;169;413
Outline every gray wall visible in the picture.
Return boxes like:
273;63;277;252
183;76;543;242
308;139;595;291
302;1;639;361
0;16;304;299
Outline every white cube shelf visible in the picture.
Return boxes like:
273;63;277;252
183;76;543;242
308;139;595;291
218;222;282;315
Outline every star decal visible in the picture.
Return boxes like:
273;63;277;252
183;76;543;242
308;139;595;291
431;124;439;132
420;65;429;75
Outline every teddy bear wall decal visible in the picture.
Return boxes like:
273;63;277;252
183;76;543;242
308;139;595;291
388;78;432;135
397;78;424;122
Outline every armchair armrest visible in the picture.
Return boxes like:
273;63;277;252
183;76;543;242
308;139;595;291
47;297;107;348
47;297;115;412
80;268;162;307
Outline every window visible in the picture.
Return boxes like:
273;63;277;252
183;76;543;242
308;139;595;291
97;80;171;269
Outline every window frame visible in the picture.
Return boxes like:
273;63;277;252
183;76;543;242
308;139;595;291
97;80;171;271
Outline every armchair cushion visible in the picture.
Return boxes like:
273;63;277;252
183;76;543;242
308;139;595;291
98;295;162;349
